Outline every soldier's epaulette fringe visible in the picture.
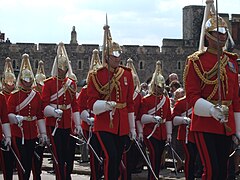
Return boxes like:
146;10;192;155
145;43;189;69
187;51;205;62
224;51;239;60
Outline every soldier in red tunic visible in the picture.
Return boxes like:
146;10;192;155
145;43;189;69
172;89;198;180
87;23;136;180
7;54;48;180
184;2;240;178
42;42;82;180
139;61;172;180
125;58;144;179
78;49;104;180
32;60;46;180
0;57;16;180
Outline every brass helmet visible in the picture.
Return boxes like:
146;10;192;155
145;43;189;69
35;60;46;86
101;15;122;66
51;42;72;77
3;57;16;86
90;49;102;71
126;58;141;92
205;15;228;34
16;53;35;88
149;61;165;94
86;49;102;84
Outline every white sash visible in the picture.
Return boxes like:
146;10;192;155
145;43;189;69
181;108;193;117
16;90;36;112
148;96;166;115
50;78;72;102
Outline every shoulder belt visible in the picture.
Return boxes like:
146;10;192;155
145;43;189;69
148;96;166;115
50;78;72;102
16;90;36;112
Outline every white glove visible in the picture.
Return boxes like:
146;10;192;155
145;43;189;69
80;110;90;122
87;117;94;126
183;117;191;124
173;116;191;126
54;109;63;118
128;112;136;140
93;100;116;115
141;114;158;124
2;123;11;146
153;116;163;124
194;98;228;122
8;113;24;125
138;132;143;142
166;121;172;142
234;112;240;140
74;125;83;136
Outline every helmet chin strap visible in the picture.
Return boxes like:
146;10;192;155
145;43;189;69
205;31;226;46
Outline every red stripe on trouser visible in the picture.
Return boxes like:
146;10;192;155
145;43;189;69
144;137;156;180
46;126;62;180
182;141;189;180
11;137;24;180
96;132;109;180
120;151;127;180
194;132;212;180
0;149;7;179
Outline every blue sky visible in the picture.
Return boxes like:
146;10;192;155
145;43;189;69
0;0;239;46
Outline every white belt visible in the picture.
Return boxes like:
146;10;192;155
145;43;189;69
50;103;71;110
22;116;37;121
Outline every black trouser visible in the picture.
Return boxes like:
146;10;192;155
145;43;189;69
2;149;15;180
48;127;71;180
15;137;37;180
194;132;232;180
66;134;76;180
182;141;198;180
96;131;128;180
144;136;165;180
32;141;44;180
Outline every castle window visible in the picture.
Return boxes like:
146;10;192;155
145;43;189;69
177;61;182;70
78;60;83;70
139;60;144;70
12;59;18;69
34;60;38;70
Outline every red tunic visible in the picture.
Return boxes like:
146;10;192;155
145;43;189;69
77;86;91;131
7;89;43;139
139;94;172;140
185;51;240;135
133;91;141;121
87;66;135;136
42;77;79;129
171;97;195;143
0;93;9;141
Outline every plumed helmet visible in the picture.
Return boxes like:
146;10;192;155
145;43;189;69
101;15;122;66
126;58;141;92
51;42;73;78
149;61;165;94
35;60;46;86
205;15;228;34
3;57;16;86
16;53;35;88
90;49;102;71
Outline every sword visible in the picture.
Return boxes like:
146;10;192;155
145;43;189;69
70;134;103;165
165;142;178;176
9;145;25;174
133;139;158;180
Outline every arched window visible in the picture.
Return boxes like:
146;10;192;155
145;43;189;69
139;60;144;70
12;59;16;69
34;60;38;70
177;61;182;70
78;60;83;70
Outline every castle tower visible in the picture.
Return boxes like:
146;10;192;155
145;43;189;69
182;5;205;41
70;26;78;44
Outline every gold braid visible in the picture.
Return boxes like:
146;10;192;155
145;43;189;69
186;52;229;100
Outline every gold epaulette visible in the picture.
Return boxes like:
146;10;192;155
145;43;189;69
11;89;20;94
187;51;205;62
224;51;239;60
119;65;131;72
